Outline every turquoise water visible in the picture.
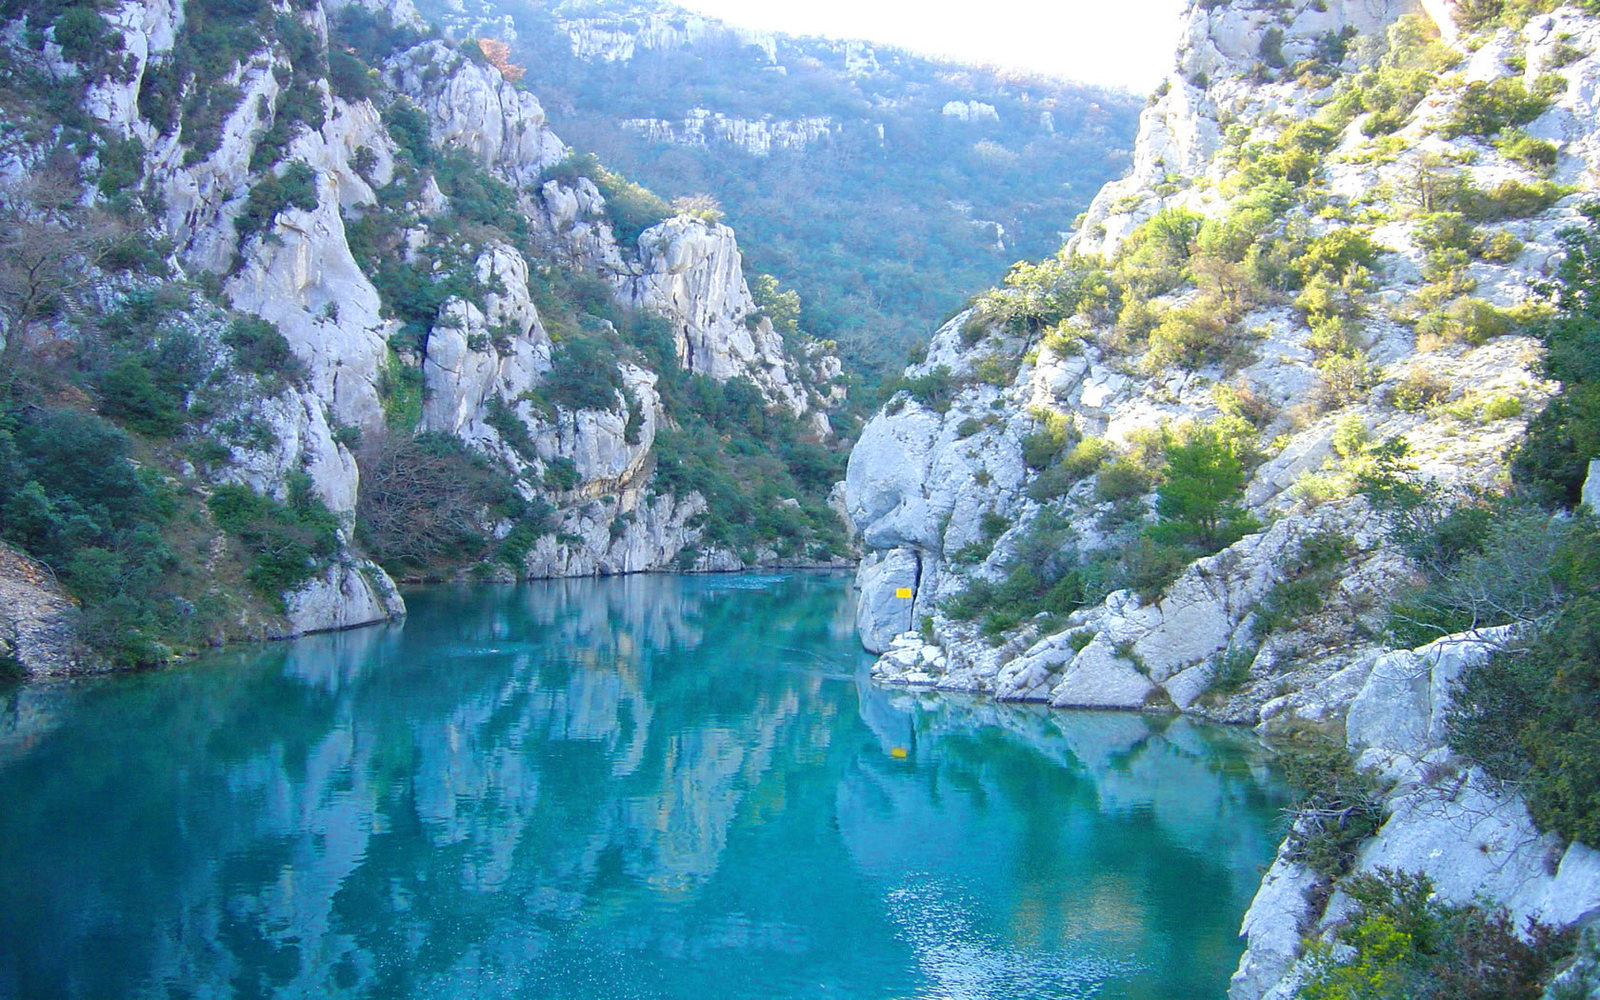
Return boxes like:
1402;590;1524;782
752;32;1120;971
0;573;1286;1000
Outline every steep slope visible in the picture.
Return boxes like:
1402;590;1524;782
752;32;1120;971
408;0;1144;381
0;0;849;674
846;0;1600;995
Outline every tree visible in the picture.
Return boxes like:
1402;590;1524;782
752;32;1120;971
1151;425;1255;551
476;38;525;83
0;174;128;352
1513;201;1600;505
750;273;800;336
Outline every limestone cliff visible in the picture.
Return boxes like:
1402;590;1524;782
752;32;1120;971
0;0;848;674
847;0;1600;993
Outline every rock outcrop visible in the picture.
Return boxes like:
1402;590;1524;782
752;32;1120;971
619;109;844;157
0;544;80;676
847;0;1600;993
0;0;849;674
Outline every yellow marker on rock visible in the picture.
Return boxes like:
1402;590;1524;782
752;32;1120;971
895;587;913;599
890;747;908;759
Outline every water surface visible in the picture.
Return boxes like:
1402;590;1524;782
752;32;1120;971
0;573;1285;999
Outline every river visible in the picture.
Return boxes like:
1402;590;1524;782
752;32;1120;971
0;572;1286;999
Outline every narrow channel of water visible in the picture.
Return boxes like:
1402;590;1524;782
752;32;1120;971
0;573;1286;1000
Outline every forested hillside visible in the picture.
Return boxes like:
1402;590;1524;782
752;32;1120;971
414;0;1144;380
0;0;853;675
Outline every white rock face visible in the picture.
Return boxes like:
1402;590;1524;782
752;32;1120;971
619;108;840;157
421;243;552;443
384;41;567;187
627;216;808;413
84;0;180;138
284;555;405;637
941;100;999;124
1584;458;1600;510
227;188;389;435
855;551;925;652
1229;855;1321;1000
524;492;708;578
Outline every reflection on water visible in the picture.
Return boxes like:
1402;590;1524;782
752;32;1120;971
0;573;1286;1000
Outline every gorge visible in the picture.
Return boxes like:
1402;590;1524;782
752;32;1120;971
4;0;1600;996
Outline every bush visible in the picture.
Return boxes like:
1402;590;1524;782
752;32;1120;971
1021;411;1073;469
99;359;185;437
1148;424;1258;552
1496;129;1559;173
1513;203;1600;506
53;6;113;66
224;316;304;384
542;334;623;412
208;475;338;605
886;365;956;413
1442;76;1560;139
356;432;532;573
1028;436;1112;501
1388;369;1449;412
327;48;375;103
1449;586;1600;847
1094;458;1151;503
1416;297;1516;345
1301;868;1574;1000
378;350;423;431
233;162;319;246
1460;179;1567;222
1272;729;1386;879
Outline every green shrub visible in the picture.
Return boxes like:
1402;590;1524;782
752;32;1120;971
1495;129;1559;173
1442;76;1560;139
1513;202;1600;503
1460;179;1567;222
1021;411;1074;469
542;456;580;491
327;48;375;103
1389;369;1450;412
99;359;186;437
53;6;113;66
1271;729;1386;879
208;474;338;605
542;334;623;412
1206;643;1257;696
886;365;956;413
382;97;430;161
233;162;319;246
1094;458;1151;503
378;349;423;431
1147;425;1258;552
1449;585;1600;847
1145;304;1237;372
1028;436;1112;501
224;316;304;385
1416;297;1517;345
1301;868;1574;1000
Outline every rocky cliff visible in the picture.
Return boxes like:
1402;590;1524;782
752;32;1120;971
848;0;1600;993
0;0;848;674
415;0;1142;380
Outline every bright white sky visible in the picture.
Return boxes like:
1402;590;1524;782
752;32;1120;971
672;0;1189;92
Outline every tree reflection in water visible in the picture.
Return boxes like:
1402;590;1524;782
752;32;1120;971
0;573;1286;1000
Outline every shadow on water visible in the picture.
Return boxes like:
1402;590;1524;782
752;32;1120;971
0;572;1286;1000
